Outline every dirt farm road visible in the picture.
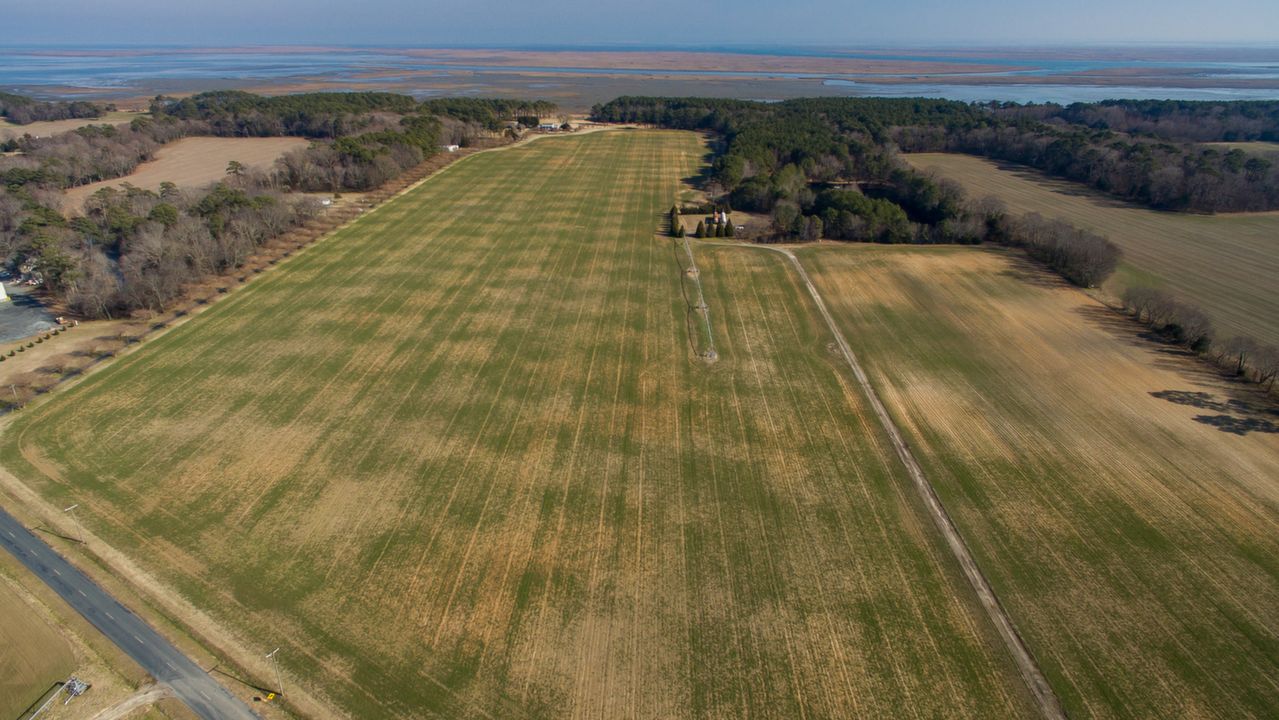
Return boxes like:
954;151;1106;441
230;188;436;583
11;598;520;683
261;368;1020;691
719;241;1068;720
0;507;260;720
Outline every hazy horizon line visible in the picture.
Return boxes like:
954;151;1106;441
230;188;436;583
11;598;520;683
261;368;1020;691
5;40;1279;51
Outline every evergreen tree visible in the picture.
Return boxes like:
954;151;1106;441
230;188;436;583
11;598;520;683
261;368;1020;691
725;221;735;238
695;220;705;238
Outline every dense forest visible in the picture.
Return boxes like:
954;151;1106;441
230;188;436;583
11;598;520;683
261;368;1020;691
1034;99;1279;142
0;91;107;125
0;92;558;319
595;96;1279;213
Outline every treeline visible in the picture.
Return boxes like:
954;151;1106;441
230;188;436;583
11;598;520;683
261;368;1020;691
274;114;443;191
1;179;320;317
925;124;1279;212
593;95;1279;215
1002;213;1120;288
0;91;558;319
0;91;107;125
153;91;418;137
419;98;558;130
155;91;557;141
595;96;1121;288
1038;100;1279;143
3;93;561;196
1122;287;1278;393
150;91;560;190
1;117;188;188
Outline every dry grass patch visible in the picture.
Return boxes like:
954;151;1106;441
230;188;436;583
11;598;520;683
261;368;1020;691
905;152;1279;346
0;111;144;141
62;136;310;212
802;243;1279;718
0;578;75;718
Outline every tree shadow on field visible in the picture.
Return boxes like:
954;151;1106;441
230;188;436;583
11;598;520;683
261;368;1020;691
1189;413;1279;435
1150;389;1279;436
996;254;1070;290
994;161;1136;210
1073;302;1279;436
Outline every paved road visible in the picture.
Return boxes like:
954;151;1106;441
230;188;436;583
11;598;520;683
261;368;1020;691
0;507;259;720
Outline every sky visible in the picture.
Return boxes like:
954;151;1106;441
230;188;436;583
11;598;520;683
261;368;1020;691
5;0;1279;47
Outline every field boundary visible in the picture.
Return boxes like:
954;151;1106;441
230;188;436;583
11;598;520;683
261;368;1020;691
707;239;1067;720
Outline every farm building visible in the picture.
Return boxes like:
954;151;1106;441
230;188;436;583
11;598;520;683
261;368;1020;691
442;144;460;152
538;123;559;131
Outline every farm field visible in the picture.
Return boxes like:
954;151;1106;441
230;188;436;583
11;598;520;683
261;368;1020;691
1202;141;1279;155
905;152;1279;346
1;130;1033;719
0;574;76;719
801;244;1279;718
61;135;310;212
0;110;144;141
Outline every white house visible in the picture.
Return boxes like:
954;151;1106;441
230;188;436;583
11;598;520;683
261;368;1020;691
442;144;460;152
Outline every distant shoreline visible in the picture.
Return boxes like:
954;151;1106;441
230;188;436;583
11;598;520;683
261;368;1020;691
5;45;1278;108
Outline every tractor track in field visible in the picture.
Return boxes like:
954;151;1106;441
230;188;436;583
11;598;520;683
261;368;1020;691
703;239;1068;720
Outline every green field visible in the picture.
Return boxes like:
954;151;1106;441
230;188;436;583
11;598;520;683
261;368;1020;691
905;152;1279;346
1;131;1033;719
801;244;1279;719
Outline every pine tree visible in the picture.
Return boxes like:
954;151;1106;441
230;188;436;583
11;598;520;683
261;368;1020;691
715;222;726;237
695;220;705;238
725;221;735;238
675;223;685;237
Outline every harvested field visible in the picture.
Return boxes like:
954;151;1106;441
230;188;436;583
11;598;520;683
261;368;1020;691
905;152;1279;346
0;130;1035;719
0;575;76;718
802;244;1279;719
61;136;310;212
0;111;143;141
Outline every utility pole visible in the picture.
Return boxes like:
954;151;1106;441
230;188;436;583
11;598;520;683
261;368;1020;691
265;647;284;697
63;504;84;544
